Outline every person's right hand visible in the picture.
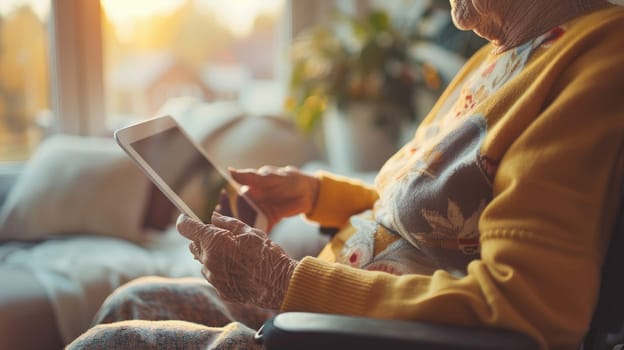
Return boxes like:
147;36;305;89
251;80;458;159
228;165;320;229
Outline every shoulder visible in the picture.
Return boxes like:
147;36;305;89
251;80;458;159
561;6;624;49
537;6;624;103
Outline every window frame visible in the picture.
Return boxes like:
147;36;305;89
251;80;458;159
49;0;106;136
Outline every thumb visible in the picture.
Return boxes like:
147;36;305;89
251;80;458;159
176;214;205;241
228;167;258;187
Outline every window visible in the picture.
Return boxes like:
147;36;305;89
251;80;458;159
0;0;288;162
100;0;287;127
0;0;475;163
0;0;51;162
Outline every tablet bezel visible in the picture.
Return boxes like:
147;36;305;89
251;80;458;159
114;115;268;231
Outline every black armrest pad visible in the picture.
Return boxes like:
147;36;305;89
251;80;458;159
257;312;538;350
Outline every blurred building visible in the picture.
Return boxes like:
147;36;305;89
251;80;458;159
109;52;215;118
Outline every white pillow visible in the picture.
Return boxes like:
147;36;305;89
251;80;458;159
0;135;151;243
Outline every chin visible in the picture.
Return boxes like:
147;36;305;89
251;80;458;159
450;0;478;30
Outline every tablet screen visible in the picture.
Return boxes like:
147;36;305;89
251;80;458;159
131;127;226;222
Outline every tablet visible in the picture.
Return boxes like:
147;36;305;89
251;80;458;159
114;115;268;231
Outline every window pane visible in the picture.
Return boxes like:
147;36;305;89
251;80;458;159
0;0;51;162
101;0;285;126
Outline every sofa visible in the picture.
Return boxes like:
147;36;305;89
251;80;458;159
0;98;340;349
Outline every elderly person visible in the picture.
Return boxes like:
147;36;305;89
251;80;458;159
68;1;624;349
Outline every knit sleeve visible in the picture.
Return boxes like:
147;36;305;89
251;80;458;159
304;171;379;228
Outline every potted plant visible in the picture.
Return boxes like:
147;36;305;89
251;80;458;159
285;7;446;172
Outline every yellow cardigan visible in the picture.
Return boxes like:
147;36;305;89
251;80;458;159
281;6;624;350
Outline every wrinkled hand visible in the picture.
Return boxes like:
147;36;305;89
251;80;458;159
227;166;320;229
176;212;298;309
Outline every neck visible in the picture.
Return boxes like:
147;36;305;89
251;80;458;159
488;0;610;52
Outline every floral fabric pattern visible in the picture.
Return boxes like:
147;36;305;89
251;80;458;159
337;26;567;274
376;116;492;271
338;211;438;275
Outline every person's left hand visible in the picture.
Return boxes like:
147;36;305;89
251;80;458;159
176;212;298;309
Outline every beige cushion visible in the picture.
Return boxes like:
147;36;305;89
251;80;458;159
162;97;319;169
0;135;151;243
201;115;319;170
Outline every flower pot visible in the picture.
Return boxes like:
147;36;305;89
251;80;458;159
323;102;405;174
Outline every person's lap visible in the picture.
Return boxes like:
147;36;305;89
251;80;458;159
68;319;259;350
67;276;273;349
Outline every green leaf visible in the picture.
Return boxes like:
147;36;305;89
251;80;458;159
368;10;390;32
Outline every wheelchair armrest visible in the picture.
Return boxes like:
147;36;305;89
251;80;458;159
255;312;539;350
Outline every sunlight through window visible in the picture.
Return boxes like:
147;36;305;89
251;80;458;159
0;0;51;161
100;0;286;126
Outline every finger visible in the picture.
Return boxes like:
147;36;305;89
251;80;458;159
276;165;297;175
211;211;249;235
230;166;278;185
228;168;258;185
176;214;205;241
189;241;201;260
212;211;270;239
257;165;278;176
200;266;212;283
